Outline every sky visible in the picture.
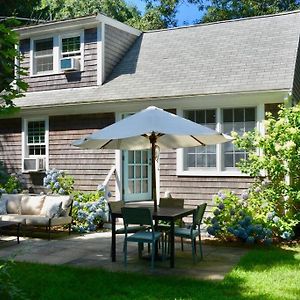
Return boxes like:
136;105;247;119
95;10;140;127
126;0;206;26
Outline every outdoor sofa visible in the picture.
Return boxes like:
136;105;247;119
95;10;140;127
0;193;73;239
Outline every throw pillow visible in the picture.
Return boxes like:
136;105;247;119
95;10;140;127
2;194;22;214
0;199;7;215
41;197;63;218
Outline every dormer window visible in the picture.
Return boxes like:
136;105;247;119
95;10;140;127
30;31;84;76
62;36;81;58
33;38;53;74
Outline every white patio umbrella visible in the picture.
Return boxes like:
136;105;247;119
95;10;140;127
73;106;232;210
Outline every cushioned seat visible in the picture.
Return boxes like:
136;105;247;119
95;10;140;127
0;214;26;224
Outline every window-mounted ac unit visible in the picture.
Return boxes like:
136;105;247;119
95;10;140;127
60;57;80;72
23;158;45;172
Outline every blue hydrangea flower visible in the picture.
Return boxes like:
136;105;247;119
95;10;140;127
46;185;51;189
254;186;261;193
281;231;292;240
54;182;60;189
58;188;65;195
267;211;275;220
213;209;221;216
218;203;225;210
241;192;249;200
207;226;216;236
73;201;79;207
272;216;280;223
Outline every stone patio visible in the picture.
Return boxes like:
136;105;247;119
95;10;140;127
0;232;248;280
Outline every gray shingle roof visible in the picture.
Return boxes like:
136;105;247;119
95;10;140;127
16;11;300;108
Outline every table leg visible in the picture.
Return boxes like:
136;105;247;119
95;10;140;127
17;223;20;244
111;215;116;262
170;219;175;268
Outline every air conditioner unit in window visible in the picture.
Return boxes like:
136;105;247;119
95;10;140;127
60;57;80;72
23;158;45;172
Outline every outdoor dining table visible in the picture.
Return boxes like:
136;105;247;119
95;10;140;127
110;204;196;268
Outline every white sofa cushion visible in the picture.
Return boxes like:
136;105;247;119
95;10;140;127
21;195;46;215
41;196;62;218
2;194;22;214
0;214;26;224
0;198;7;215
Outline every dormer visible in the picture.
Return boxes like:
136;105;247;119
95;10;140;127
15;14;141;93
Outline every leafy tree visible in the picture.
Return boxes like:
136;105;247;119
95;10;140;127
1;0;40;19
0;21;28;116
201;0;300;23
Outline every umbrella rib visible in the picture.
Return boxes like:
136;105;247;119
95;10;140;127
100;139;113;149
191;135;206;146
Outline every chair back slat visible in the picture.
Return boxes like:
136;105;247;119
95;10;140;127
122;207;153;226
193;203;207;228
108;200;124;214
159;198;184;208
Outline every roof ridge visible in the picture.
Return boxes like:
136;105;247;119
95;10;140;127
144;9;300;34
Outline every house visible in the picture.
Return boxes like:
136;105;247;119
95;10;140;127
1;11;300;211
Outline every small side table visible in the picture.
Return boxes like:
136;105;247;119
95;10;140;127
0;221;21;244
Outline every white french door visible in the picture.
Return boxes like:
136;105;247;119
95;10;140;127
123;149;152;201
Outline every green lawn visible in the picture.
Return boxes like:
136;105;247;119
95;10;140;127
3;245;300;300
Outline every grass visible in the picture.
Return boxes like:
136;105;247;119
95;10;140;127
4;244;300;300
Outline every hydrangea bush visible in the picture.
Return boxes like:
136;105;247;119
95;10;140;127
206;103;300;243
43;169;74;195
72;191;108;233
0;161;25;195
43;169;109;233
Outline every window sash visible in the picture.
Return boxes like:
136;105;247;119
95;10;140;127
26;120;46;157
182;107;256;172
33;38;53;73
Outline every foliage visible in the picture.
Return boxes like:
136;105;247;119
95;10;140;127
72;190;108;233
43;169;74;195
5;0;204;30
207;104;300;243
205;189;296;243
43;169;109;232
0;260;27;300
0;20;28;116
0;162;25;195
201;0;300;23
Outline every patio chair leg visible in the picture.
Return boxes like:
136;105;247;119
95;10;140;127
151;242;155;269
68;223;71;235
124;240;128;268
199;234;203;260
138;242;143;258
192;238;196;263
181;237;184;251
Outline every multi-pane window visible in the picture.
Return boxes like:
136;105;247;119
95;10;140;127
61;36;81;58
184;110;217;169
222;108;256;168
27;121;46;156
34;38;53;73
182;107;256;173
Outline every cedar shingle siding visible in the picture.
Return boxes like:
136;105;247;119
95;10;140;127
104;24;138;81
49;113;115;192
20;28;98;92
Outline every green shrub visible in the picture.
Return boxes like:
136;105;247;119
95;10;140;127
43;169;74;195
72;191;108;233
0;161;24;195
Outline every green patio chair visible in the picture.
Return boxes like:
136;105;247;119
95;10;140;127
174;203;207;263
121;207;163;269
158;197;184;253
108;201;148;257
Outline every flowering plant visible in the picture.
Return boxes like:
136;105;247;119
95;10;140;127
0;162;24;195
43;169;74;195
72;191;108;233
205;187;297;244
231;103;300;239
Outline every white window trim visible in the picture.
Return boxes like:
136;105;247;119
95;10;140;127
176;104;264;177
30;30;84;76
59;30;84;72
22;117;49;173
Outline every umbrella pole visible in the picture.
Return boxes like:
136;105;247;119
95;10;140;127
149;133;157;211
